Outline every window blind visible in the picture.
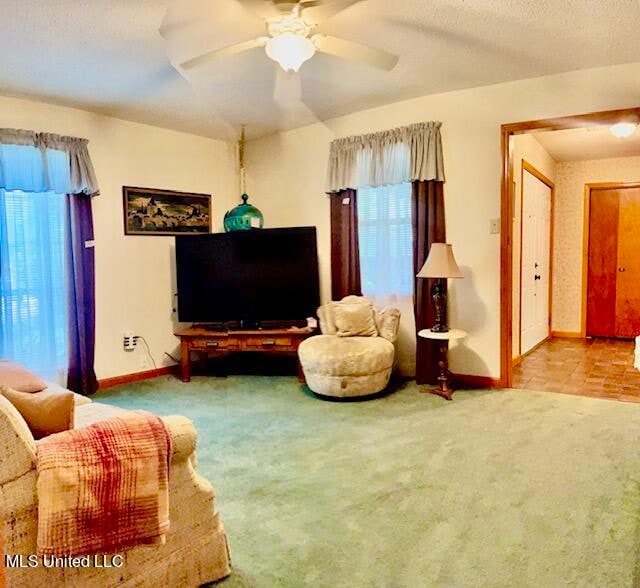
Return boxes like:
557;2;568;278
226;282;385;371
357;182;413;298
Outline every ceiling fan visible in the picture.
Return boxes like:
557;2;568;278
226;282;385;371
180;0;399;73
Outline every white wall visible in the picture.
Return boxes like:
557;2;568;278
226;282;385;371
0;95;238;380
511;134;557;357
552;155;640;334
245;61;640;379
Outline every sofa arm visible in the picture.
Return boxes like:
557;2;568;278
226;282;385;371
162;415;197;463
0;395;37;485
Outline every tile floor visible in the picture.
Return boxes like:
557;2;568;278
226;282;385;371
512;337;640;402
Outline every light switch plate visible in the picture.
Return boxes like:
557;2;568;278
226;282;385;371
490;218;500;234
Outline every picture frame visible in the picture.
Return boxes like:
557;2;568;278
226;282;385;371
122;186;212;236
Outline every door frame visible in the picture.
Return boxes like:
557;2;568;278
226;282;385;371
581;181;640;337
500;106;640;387
517;160;555;360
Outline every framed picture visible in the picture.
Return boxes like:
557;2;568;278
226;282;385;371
123;186;212;236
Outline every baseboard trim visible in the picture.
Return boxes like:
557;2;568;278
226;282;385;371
98;366;501;390
551;331;584;339
512;355;523;367
451;372;502;389
98;365;178;389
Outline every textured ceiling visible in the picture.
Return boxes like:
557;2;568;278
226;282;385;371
534;126;640;162
1;0;640;139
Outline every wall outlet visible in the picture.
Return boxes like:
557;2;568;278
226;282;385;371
123;331;136;351
489;218;501;234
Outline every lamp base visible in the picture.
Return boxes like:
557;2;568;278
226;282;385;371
430;324;449;333
430;280;448;333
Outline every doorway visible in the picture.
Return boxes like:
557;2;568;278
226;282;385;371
500;107;640;388
585;183;640;338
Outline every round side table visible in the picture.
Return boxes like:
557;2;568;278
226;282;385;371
418;328;468;400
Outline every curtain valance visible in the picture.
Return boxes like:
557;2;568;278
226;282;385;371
326;121;445;193
0;129;99;196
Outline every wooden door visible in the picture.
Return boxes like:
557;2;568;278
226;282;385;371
587;185;640;338
615;189;640;336
520;169;552;354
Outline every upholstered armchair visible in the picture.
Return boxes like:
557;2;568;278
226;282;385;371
0;393;230;587
298;295;401;398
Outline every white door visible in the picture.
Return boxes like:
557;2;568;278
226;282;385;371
520;169;552;355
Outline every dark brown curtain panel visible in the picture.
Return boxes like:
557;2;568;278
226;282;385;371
330;189;362;300
66;194;98;395
412;180;446;384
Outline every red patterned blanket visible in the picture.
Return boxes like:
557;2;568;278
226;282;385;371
36;411;172;557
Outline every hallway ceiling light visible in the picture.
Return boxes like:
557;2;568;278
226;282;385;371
609;121;638;138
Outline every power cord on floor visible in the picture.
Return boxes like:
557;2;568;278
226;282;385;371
134;335;157;369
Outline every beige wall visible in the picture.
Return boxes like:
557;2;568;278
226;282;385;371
511;134;557;357
552;155;640;334
246;61;640;379
0;94;238;379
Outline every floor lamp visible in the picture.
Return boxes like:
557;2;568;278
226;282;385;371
416;243;464;399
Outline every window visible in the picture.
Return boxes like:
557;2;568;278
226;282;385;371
358;182;413;298
0;189;68;381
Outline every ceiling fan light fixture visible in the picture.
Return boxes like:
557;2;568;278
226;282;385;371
265;33;315;72
610;121;638;138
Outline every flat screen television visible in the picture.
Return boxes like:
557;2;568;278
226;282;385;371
175;227;320;326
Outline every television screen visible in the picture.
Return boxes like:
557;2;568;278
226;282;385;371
175;227;320;324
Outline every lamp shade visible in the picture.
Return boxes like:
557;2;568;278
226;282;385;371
417;243;463;279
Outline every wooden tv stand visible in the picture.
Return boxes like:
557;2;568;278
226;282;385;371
174;326;315;383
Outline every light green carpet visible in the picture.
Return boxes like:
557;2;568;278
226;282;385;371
95;377;640;587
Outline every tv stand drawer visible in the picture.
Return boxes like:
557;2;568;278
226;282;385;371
242;336;293;350
191;339;234;350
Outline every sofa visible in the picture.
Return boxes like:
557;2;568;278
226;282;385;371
0;387;231;587
298;295;401;398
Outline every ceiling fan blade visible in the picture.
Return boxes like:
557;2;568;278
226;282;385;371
272;67;326;130
300;0;363;24
237;0;284;18
313;35;399;71
274;68;303;104
181;38;266;70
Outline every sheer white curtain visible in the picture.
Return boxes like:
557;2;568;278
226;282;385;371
358;181;416;376
0;144;70;194
0;189;69;382
0;144;70;382
354;139;411;191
